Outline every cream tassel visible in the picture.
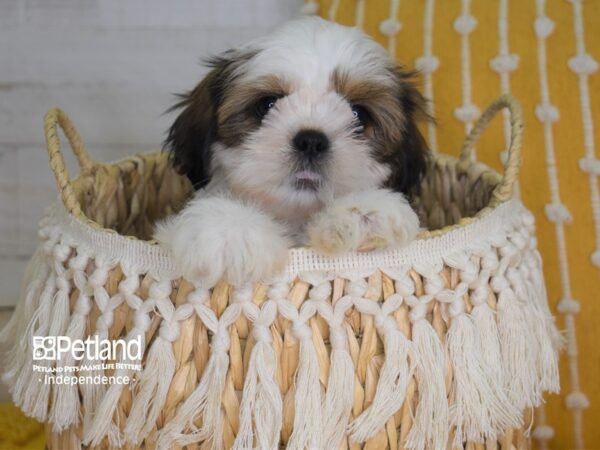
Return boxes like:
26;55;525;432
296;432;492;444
492;270;540;410
463;248;506;386
49;250;92;432
80;259;117;441
349;294;415;443
0;245;47;348
1;248;48;386
124;292;194;446
10;272;55;415
2;221;54;390
444;282;521;447
21;241;72;421
508;265;559;396
403;295;448;450
321;296;354;449
86;278;168;448
233;300;282;450
157;290;237;450
271;281;323;450
520;224;562;392
8;226;61;396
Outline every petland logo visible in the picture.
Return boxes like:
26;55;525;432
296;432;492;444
33;335;142;361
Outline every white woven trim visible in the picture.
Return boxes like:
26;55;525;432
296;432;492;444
493;0;521;200
381;0;401;56
49;197;520;282
454;0;480;146
417;0;438;153
570;0;600;271
533;1;563;447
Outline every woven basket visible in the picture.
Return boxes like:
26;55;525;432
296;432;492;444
1;95;560;450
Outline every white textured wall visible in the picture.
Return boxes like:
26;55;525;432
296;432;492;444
0;0;303;307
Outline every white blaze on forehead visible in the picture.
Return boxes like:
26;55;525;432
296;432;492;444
237;17;395;90
265;89;355;135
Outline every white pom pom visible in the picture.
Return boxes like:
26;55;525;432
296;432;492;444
579;157;600;175
454;104;480;123
565;391;590;410
535;103;560;123
557;297;581;315
568;54;599;75
532;425;555;441
415;55;439;74
490;54;519;73
379;18;402;36
453;14;477;34
534;16;555;38
544;202;572;224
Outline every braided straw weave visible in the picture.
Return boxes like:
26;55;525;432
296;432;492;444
0;95;560;450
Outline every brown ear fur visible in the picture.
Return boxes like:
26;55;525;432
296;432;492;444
164;51;252;189
382;68;431;197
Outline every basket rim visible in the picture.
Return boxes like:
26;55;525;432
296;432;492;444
47;189;523;281
69;149;504;240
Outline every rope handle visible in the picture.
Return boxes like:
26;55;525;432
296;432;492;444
44;108;95;217
459;94;524;206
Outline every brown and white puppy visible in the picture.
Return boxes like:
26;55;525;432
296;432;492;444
155;17;429;286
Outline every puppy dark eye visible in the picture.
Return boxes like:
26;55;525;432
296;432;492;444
255;96;279;118
351;104;370;129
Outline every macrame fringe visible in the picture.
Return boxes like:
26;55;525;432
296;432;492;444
1;202;563;450
124;337;176;445
15;269;64;421
48;307;87;431
494;280;540;410
31;260;72;421
0;246;46;348
287;334;323;450
519;258;561;393
84;328;147;447
1;248;48;387
448;312;521;447
9;273;54;403
405;319;448;450
49;252;91;432
156;348;229;450
471;303;504;384
81;261;119;444
321;323;355;449
349;319;414;443
233;339;282;450
80;330;113;440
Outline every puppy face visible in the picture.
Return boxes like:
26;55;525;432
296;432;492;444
167;17;428;221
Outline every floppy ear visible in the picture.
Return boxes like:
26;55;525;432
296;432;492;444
165;70;219;190
165;53;247;190
383;70;431;197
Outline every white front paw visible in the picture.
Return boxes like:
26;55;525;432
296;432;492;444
154;196;290;286
307;189;420;254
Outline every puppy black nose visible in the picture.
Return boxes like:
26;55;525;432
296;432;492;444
292;129;329;157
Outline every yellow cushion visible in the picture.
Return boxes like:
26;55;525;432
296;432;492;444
0;403;44;450
310;1;600;448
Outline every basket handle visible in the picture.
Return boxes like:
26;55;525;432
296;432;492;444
459;94;524;206
44;108;94;217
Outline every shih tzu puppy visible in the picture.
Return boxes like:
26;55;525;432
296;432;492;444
155;17;428;286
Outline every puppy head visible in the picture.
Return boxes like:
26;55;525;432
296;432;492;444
166;17;429;219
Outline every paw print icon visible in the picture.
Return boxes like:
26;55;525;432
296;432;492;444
33;336;56;360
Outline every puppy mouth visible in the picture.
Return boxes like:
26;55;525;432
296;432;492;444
293;169;322;190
